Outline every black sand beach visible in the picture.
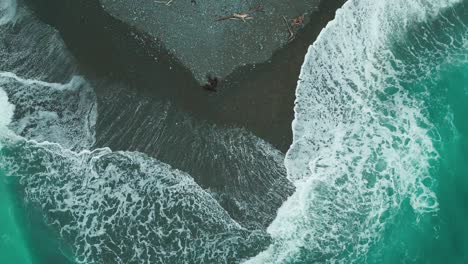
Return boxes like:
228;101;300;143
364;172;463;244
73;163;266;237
24;0;346;229
26;0;345;152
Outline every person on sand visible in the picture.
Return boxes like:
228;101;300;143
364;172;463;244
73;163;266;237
202;75;219;92
215;5;264;22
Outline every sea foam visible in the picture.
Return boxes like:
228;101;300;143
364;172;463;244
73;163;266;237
0;0;16;25
0;88;14;128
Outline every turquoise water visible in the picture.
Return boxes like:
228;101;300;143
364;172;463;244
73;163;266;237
0;169;33;264
369;61;468;263
1;0;467;263
249;0;468;263
0;168;73;264
366;5;468;262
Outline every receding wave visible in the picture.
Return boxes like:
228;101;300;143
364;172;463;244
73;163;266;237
0;88;14;127
0;73;97;150
94;87;293;230
2;0;465;263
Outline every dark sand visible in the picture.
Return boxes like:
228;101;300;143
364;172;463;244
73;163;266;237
26;0;346;153
210;0;346;151
24;0;345;229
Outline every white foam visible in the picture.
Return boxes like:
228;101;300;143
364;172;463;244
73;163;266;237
247;0;463;263
0;0;16;25
0;139;270;264
0;72;97;150
0;88;14;128
0;1;94;150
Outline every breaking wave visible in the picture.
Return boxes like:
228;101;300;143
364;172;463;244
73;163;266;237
94;87;293;230
0;73;97;150
248;0;465;263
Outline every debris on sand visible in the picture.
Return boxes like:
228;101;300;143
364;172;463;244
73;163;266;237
155;0;175;6
282;16;295;42
215;5;264;22
282;14;306;42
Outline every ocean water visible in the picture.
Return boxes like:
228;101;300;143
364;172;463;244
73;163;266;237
0;0;467;264
249;0;467;263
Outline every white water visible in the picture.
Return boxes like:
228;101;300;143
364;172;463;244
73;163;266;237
0;88;14;127
0;72;97;150
247;0;463;263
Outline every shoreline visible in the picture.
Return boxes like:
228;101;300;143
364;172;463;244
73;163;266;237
25;0;345;152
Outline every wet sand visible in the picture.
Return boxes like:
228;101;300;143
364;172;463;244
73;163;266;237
210;0;346;151
26;0;346;153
